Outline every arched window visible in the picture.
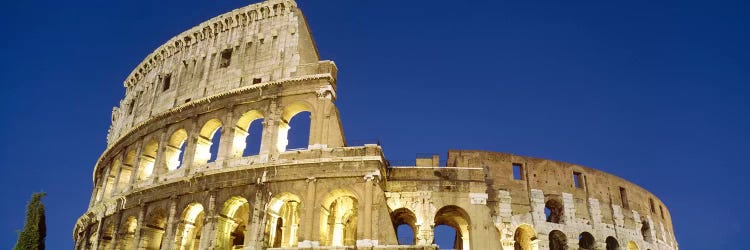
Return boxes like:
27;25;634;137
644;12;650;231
544;198;564;223
217;196;250;249
174;203;205;250
391;208;417;245
513;224;537;250
548;230;567;250
265;193;301;247
278;103;312;152
320;189;357;247
103;160;120;198
578;232;596;250
165;129;188;170
434;205;471;250
194;119;223;165
118;151;136;191
232;110;264;157
142;208;167;250
138;140;159;180
606;236;620;250
117;216;138;249
641;221;653;242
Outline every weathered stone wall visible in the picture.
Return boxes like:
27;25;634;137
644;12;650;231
74;1;677;250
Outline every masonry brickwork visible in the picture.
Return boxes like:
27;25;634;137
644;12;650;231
73;1;678;249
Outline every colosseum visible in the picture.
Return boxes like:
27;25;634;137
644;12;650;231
73;1;678;249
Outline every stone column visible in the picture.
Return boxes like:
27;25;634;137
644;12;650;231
127;140;144;188
247;189;269;249
160;199;179;250
298;177;317;247
199;194;217;249
181;119;198;173
363;176;374;240
133;206;146;250
154;129;169;177
111;152;126;195
217;110;236;164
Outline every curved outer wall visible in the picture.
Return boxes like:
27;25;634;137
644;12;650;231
74;1;678;250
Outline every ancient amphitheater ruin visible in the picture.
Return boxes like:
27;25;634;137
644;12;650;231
73;1;678;249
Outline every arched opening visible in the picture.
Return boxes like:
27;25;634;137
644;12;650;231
391;208;417;245
578;232;595;250
544;198;564;223
118;151;136;191
605;236;620;250
194;119;223;165
278;103;312;152
99;221;115;249
232;110;264;157
174;203;205;250
265;193;301;247
103;160;120;198
165;129;188;170
142;208;167;250
319;189;358;247
138;139;159;180
513;224;537;250
548;230;567;250
434;205;471;250
627;241;639;250
641;221;653;242
116;216;137;250
217;196;250;249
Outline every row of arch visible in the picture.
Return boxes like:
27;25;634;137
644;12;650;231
95;103;314;203
93;189;358;250
542;197;655;243
126;1;294;87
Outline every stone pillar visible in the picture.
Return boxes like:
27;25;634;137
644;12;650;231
111;153;126;195
562;192;575;224
258;101;279;159
97;167;112;202
199;194;217;249
154;129;169;177
133;206;146;250
530;189;545;224
160;199;179;250
298;177;318;247
181;119;198;173
363;176;374;239
217;110;236;164
247;189;269;249
127;140;144;187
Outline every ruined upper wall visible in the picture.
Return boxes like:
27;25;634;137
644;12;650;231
107;0;327;145
446;150;677;247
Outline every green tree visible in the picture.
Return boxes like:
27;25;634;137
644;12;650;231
14;192;46;250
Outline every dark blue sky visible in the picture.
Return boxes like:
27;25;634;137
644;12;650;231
1;0;748;248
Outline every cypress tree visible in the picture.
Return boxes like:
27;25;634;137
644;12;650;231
14;192;46;250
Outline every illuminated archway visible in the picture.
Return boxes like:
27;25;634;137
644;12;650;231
232;110;264;157
142;208;167;250
138;139;159;180
319;189;358;247
548;230;567;250
513;224;537;250
116;216;137;250
391;208;417;245
103;160;120;198
99;221;115;250
174;203;205;250
217;196;250;249
194;119;223;165
118;150;136;191
278;102;312;152
264;193;301;247
165;129;188;170
434;205;471;250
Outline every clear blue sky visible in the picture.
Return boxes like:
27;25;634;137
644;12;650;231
1;0;748;249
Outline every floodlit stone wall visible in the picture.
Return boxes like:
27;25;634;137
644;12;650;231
74;1;677;250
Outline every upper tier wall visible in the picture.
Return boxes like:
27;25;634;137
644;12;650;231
445;150;675;238
107;0;322;145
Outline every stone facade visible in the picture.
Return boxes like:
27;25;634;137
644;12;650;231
73;1;678;250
